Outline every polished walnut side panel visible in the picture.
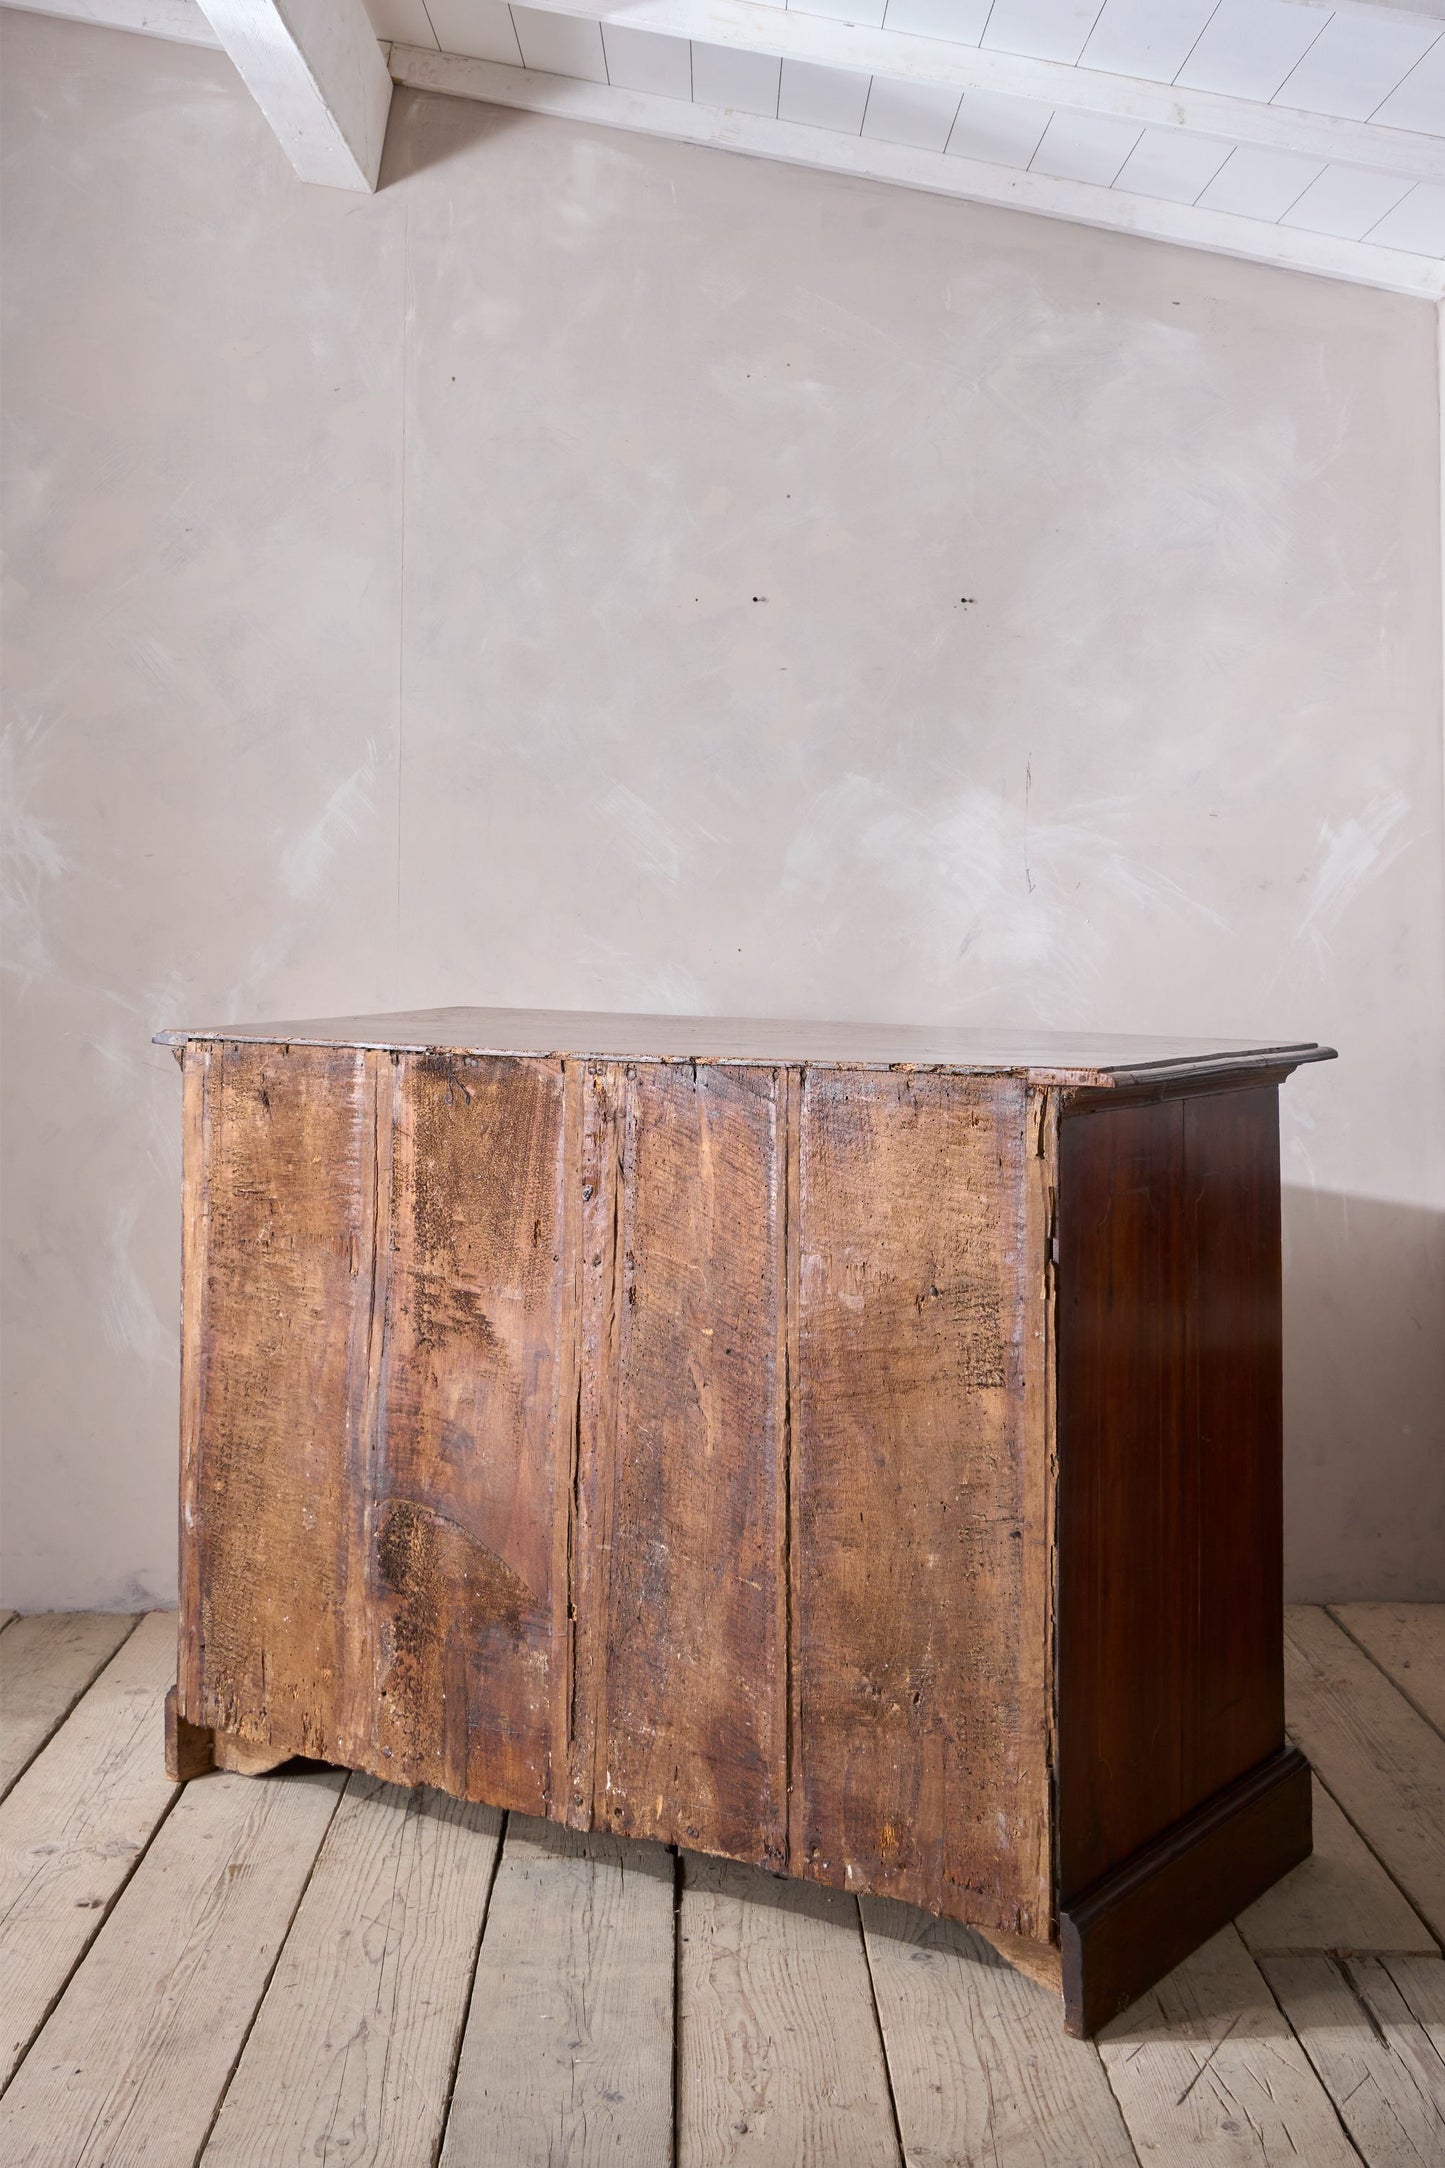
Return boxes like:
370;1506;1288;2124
1056;1084;1288;1902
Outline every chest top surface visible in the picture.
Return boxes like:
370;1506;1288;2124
155;1006;1335;1086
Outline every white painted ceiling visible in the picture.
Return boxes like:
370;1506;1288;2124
13;0;1445;291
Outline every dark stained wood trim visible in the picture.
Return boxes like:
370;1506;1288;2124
1059;1746;1312;2037
1060;1061;1308;1113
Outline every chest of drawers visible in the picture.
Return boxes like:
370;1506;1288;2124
159;1008;1332;2033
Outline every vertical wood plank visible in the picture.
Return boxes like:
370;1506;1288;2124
0;1612;140;1799
679;1853;899;2167
1284;1605;1445;1943
184;1041;374;1755
569;1060;626;1827
586;1062;787;1865
366;1053;569;1809
1096;1925;1361;2165
0;1610;178;2085
860;1895;1137;2165
440;1815;673;2167
795;1069;1048;1934
1057;1088;1285;1901
202;1776;503;2167
0;1766;343;2167
1259;1952;1445;2166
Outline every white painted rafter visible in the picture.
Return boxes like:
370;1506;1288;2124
10;0;1443;287
502;0;1445;178
387;43;1445;298
195;0;392;188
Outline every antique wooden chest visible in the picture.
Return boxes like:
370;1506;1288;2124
158;1008;1333;2034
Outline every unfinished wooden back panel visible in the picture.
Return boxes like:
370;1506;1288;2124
178;1043;1054;1941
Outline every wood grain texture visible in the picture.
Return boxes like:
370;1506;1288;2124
0;1766;343;2168
1060;1746;1311;2038
0;1612;138;1799
679;1852;899;2167
1236;1775;1439;1956
204;1775;502;2167
169;1031;1317;2034
365;1052;569;1808
0;1610;178;2085
1330;1603;1445;1737
1097;1925;1361;2166
1260;1953;1445;2166
579;1062;787;1864
441;1814;673;2167
164;1686;214;1781
793;1068;1049;1936
860;1895;1136;2166
182;1040;374;1755
1057;1086;1285;1899
157;1007;1334;1085
1285;1604;1445;1943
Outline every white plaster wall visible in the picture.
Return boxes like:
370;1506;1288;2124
2;9;1441;1609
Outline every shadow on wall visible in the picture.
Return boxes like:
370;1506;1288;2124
1282;1187;1445;1604
379;80;537;188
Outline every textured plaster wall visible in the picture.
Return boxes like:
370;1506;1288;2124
2;9;1442;1609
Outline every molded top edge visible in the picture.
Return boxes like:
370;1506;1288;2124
154;1006;1336;1084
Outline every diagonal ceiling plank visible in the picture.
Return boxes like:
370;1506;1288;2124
507;0;1445;180
197;0;392;188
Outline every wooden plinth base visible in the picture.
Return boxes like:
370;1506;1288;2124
1059;1746;1312;2037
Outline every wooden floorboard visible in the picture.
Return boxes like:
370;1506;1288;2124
0;1611;140;1801
679;1853;901;2167
1235;1775;1438;1957
0;1764;344;2167
1259;1953;1445;2166
1097;1925;1362;2164
1329;1603;1445;1738
0;1611;178;2087
441;1814;675;2167
860;1896;1137;2164
0;1603;1441;2163
203;1774;503;2168
1284;1605;1445;1945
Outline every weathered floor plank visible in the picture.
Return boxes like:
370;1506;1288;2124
1236;1775;1438;1956
680;1853;900;2168
0;1612;140;1800
1260;1952;1445;2167
441;1815;673;2167
0;1764;343;2166
861;1895;1136;2166
0;1610;177;2085
1285;1605;1445;1944
1097;1925;1361;2164
204;1774;503;2167
1329;1604;1445;1738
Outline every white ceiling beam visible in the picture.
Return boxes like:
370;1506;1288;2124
388;45;1444;301
508;0;1445;181
196;0;392;188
